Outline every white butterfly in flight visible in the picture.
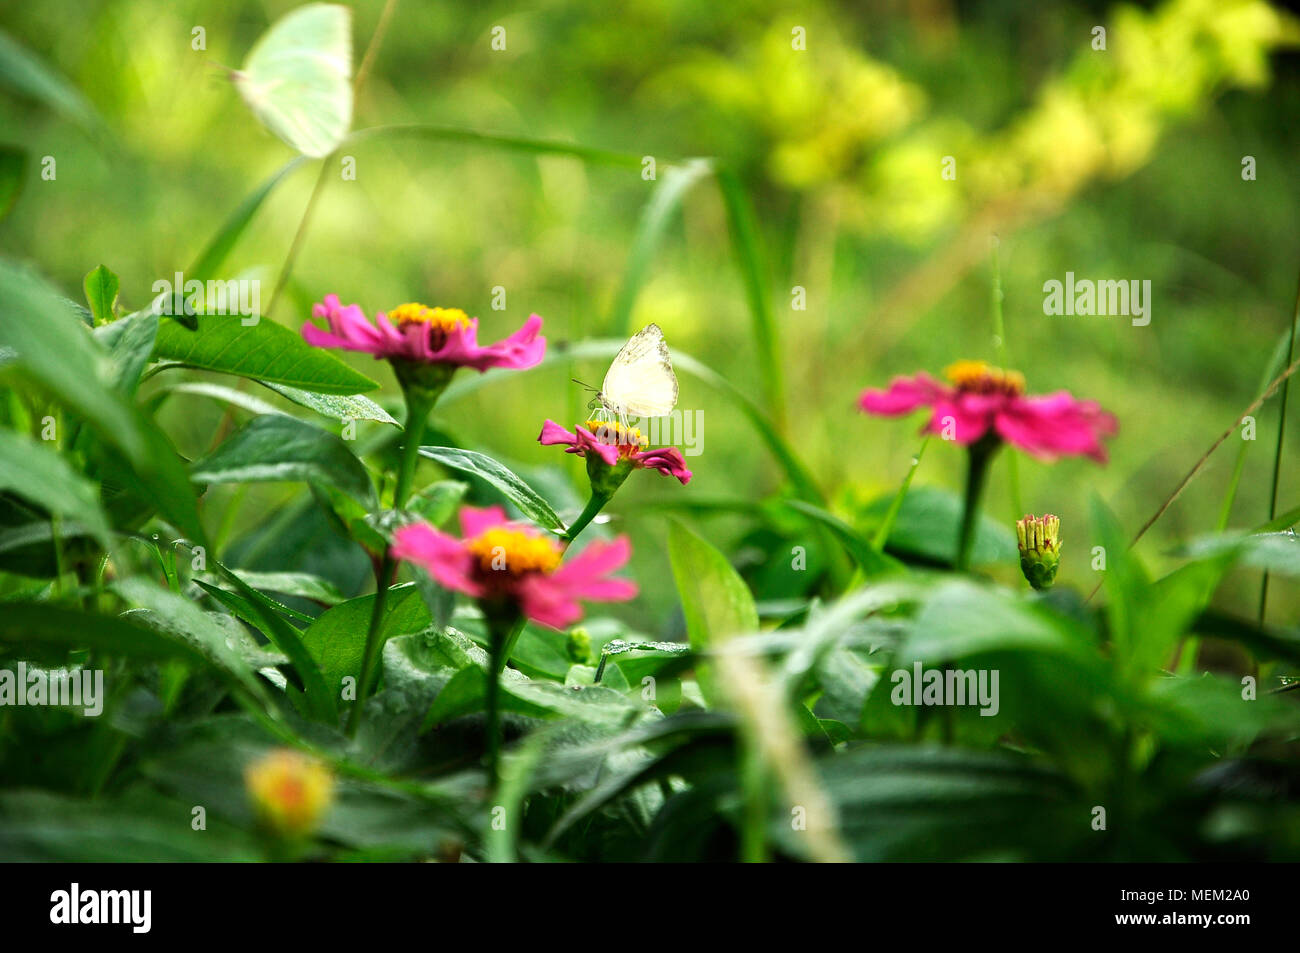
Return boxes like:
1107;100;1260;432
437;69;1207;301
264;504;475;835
589;324;679;420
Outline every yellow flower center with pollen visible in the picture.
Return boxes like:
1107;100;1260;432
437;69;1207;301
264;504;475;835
466;527;562;575
387;303;472;333
944;359;1025;395
584;419;648;450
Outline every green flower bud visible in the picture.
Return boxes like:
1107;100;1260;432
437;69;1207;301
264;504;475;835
1016;513;1061;590
566;627;594;665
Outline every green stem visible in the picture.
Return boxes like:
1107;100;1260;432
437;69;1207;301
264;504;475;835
347;390;437;737
563;491;612;544
955;439;999;572
484;613;515;792
1259;273;1300;627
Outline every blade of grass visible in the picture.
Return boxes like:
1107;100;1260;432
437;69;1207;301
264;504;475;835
608;158;714;338
716;166;786;436
1259;274;1300;625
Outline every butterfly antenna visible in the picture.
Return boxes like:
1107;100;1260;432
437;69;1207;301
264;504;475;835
571;378;598;393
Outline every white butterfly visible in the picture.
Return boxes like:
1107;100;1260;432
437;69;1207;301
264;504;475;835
234;4;353;159
595;324;679;418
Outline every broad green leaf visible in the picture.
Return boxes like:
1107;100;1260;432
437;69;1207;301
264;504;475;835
1176;531;1300;576
301;584;430;698
166;380;281;417
0;790;262;862
153;314;378;394
0;144;24;222
97;308;159;395
418;446;564;532
667;520;759;704
225;570;346;606
859;485;1017;566
82;264;118;326
112;578;272;705
191;414;376;508
261;381;398;425
233;4;352;158
0;430;110;546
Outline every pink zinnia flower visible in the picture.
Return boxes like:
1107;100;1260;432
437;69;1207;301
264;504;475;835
538;419;692;485
859;360;1117;462
391;505;636;629
302;295;545;371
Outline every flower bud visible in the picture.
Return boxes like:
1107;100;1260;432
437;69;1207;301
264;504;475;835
245;749;335;838
1016;513;1061;590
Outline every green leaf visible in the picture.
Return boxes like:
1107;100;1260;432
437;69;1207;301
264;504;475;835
233;3;353;158
188;158;304;281
301;584;430;699
0;144;24;222
0;261;205;544
97;308;159;395
82;265;118;326
260;381;398;425
785;500;905;578
0;430;111;546
418;446;564;532
223;570;346;606
860;485;1016;566
191;414;376;508
152;314;378;394
716;166;785;431
667;520;759;704
0;30;106;137
608;159;714;337
193;555;336;722
112;579;272;706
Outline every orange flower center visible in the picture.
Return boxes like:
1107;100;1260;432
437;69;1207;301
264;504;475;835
944;359;1025;396
466;526;562;575
388;303;472;333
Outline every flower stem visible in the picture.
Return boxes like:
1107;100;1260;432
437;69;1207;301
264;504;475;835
955;438;999;572
347;390;437;737
563;491;612;545
484;612;516;792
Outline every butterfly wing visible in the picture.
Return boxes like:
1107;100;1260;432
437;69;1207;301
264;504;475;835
235;4;353;159
601;324;679;417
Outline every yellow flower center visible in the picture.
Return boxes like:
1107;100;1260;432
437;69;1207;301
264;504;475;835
466;526;562;575
584;419;648;450
944;359;1025;395
387;303;472;333
245;749;334;836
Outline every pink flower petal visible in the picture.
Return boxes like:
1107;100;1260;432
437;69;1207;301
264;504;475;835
631;446;693;484
458;505;510;539
391;523;484;597
859;373;947;416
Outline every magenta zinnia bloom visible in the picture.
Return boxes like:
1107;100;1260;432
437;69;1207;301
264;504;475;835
391;505;636;629
538;419;692;485
303;295;545;371
859;360;1117;462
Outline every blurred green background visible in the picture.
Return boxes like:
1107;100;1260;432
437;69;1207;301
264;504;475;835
3;0;1300;630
